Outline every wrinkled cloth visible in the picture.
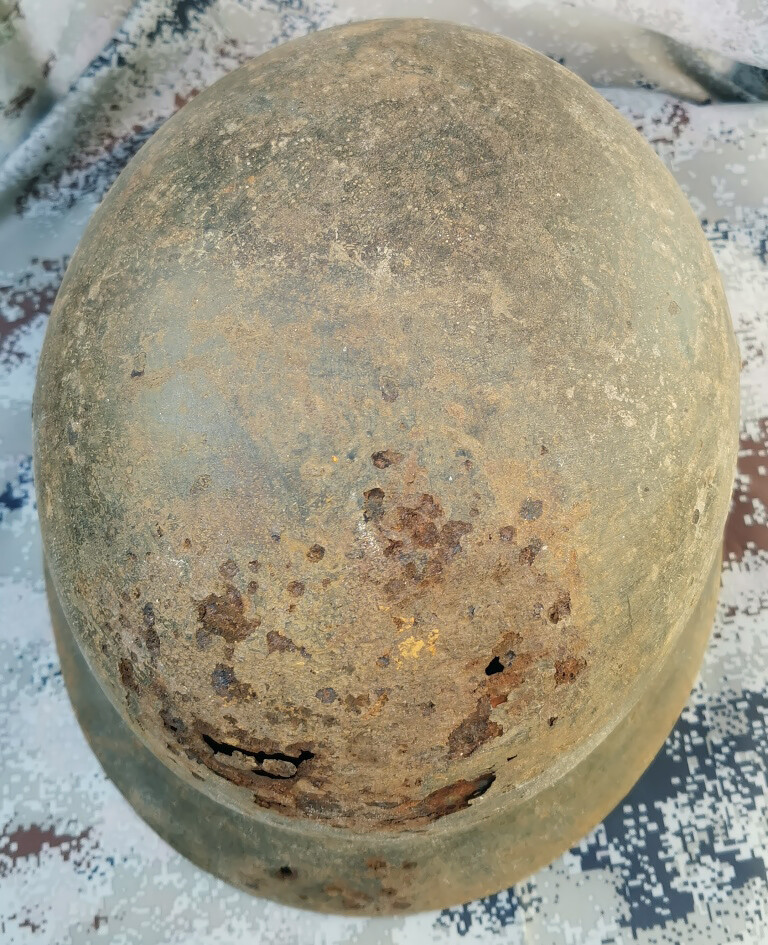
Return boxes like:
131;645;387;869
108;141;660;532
1;2;767;944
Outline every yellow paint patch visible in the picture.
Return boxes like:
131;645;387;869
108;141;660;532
397;628;439;664
398;636;425;660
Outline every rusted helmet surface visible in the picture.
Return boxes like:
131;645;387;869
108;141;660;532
34;18;739;914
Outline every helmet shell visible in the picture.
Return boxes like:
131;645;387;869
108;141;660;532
35;19;738;845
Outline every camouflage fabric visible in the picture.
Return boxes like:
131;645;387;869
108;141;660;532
1;1;767;942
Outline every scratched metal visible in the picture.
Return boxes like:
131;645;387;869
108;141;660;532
1;1;767;943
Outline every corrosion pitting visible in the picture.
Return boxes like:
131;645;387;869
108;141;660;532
447;697;502;759
554;657;587;686
376;772;496;827
195;585;261;645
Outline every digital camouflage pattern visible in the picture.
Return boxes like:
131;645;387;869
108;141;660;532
1;1;767;943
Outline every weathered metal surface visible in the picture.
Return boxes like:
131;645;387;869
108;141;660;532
48;551;722;914
32;18;738;912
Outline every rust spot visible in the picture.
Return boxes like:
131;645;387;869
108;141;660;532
363;487;385;522
377;772;495;826
554;656;587;685
195;585;261;644
344;692;371;714
412;519;439;547
324;882;374;910
380;378;399;402
519;539;543;565
247;580;259;593
219;559;239;578
414;493;441;519
287;580;305;597
440;519;472;553
248;559;260;572
211;663;253;700
315;687;337;703
547;592;571;624
160;707;186;736
498;525;516;541
266;630;310;659
118;658;138;693
189;474;211;494
520;498;543;520
142;603;160;656
306;543;325;561
392;615;415;631
447;697;502;759
371;450;404;468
